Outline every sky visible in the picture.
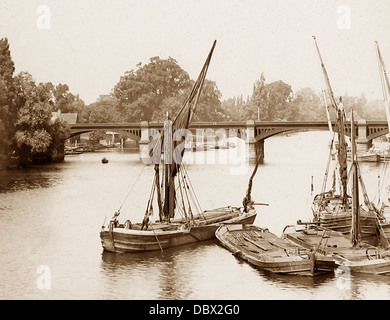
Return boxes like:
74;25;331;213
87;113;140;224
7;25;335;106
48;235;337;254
1;0;390;105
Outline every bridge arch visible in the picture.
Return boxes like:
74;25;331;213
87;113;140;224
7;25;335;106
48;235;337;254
69;128;142;142
365;126;389;141
255;126;333;141
254;122;389;142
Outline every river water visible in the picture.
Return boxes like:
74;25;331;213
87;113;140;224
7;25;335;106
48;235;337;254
1;131;390;300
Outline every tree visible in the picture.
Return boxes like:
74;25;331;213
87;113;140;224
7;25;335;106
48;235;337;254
0;38;15;82
53;83;84;113
12;72;69;166
361;99;386;120
192;79;224;121
113;56;191;121
14;102;53;165
221;94;255;121
263;80;294;120
247;73;267;119
80;95;119;123
41;82;85;113
0;37;16;165
291;87;326;121
80;95;120;143
244;75;296;121
245;75;294;121
46;117;69;159
341;93;368;120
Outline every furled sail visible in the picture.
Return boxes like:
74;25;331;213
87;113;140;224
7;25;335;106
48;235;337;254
376;41;390;131
350;109;360;246
335;98;348;205
313;36;348;205
156;40;217;221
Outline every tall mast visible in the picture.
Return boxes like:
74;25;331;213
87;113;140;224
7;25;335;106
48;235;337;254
243;143;263;212
154;164;163;221
323;90;333;133
161;40;217;221
313;36;338;110
320;90;335;196
350;109;360;247
336;98;348;205
375;41;390;129
313;36;348;204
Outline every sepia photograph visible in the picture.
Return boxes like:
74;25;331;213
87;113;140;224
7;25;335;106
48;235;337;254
1;0;390;306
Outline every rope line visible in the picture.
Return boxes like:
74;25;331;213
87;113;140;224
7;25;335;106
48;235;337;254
118;164;146;212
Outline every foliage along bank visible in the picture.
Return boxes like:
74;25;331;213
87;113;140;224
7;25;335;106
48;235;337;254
0;38;72;168
1;37;386;168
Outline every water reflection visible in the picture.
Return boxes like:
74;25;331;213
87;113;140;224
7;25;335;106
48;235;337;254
2;134;390;299
0;166;63;193
254;267;336;289
100;240;220;299
100;239;341;300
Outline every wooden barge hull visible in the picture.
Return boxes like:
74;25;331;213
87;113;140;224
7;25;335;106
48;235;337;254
336;259;390;274
283;226;390;274
282;227;338;273
216;224;333;276
312;193;390;246
318;213;379;243
100;209;256;253
317;212;390;246
240;254;315;275
101;225;216;253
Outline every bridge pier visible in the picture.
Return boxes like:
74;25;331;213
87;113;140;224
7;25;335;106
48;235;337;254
356;119;372;152
248;139;264;164
139;121;151;162
245;120;264;163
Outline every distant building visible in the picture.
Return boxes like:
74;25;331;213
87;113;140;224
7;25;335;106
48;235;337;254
51;109;78;124
51;109;79;145
101;131;120;146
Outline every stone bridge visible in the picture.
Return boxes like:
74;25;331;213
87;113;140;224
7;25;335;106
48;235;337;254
68;119;389;161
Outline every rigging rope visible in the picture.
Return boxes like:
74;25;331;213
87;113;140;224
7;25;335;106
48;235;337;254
148;223;164;252
181;163;203;216
117;164;146;212
179;167;195;221
175;161;188;221
376;161;389;207
145;171;157;213
320;132;336;196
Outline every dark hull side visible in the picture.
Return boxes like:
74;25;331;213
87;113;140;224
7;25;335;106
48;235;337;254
312;193;390;247
317;213;390;247
283;226;390;275
216;224;333;276
282;227;339;273
336;259;390;274
100;210;256;253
